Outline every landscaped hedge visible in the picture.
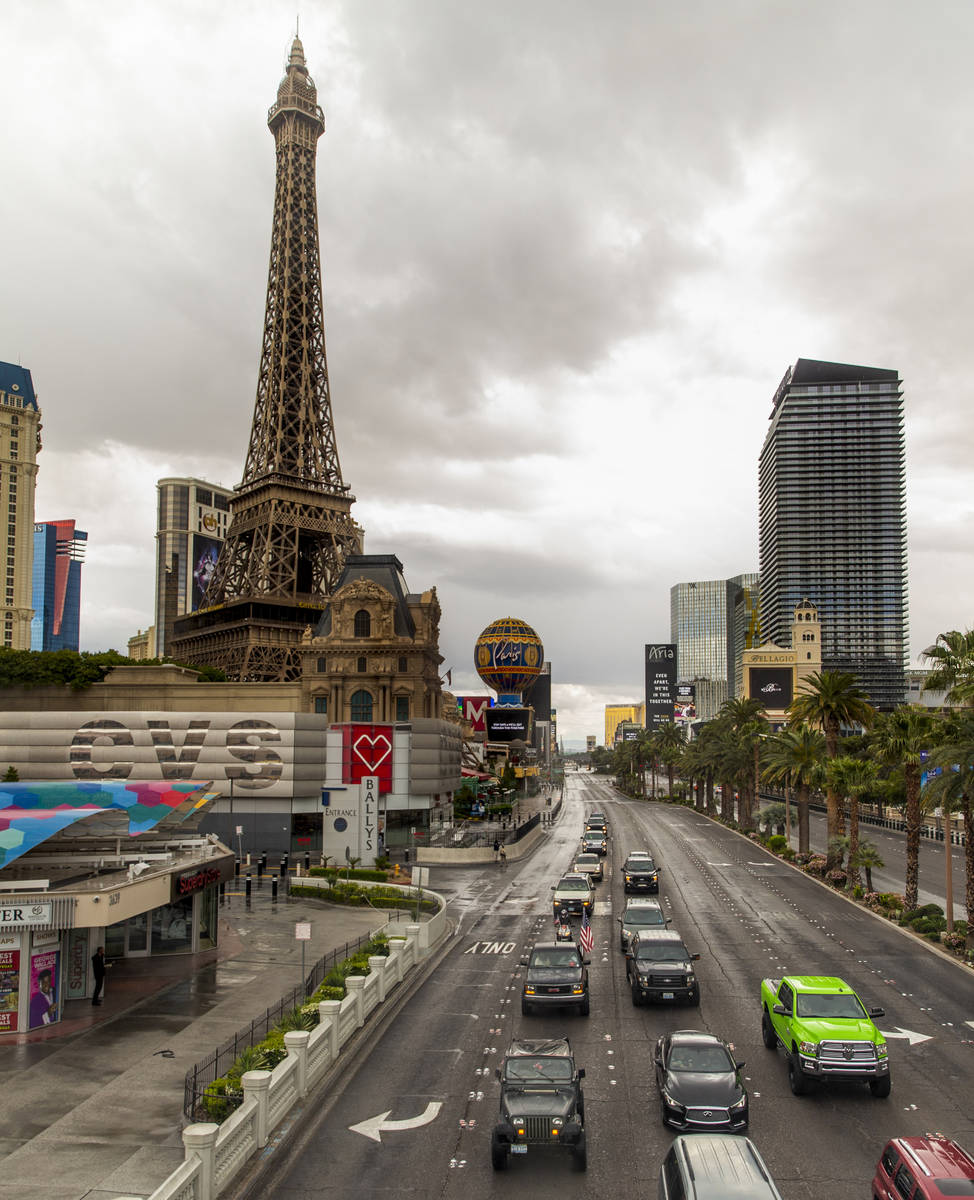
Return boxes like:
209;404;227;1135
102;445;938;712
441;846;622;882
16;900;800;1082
290;880;438;913
199;933;390;1122
308;866;392;883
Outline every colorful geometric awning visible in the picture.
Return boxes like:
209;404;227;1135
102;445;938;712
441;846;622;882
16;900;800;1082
0;781;215;870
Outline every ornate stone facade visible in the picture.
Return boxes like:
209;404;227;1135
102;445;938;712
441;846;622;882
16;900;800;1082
296;555;446;723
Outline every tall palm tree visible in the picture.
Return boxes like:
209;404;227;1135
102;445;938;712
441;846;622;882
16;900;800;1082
788;671;876;866
850;841;884;893
928;708;974;945
922;629;974;707
761;725;826;854
826;756;880;891
719;697;768;828
652;722;687;798
869;706;939;912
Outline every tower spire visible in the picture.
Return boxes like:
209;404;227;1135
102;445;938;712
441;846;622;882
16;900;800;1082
171;39;362;681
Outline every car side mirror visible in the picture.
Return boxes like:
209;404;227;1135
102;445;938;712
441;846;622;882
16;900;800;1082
577;1068;585;1080
735;1061;746;1071
868;1007;885;1019
690;953;700;961
773;1003;787;1016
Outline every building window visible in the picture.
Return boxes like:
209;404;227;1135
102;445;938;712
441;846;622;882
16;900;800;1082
314;696;327;715
354;609;371;638
398;656;407;673
350;690;373;721
316;657;327;672
357;656;367;673
395;696;409;721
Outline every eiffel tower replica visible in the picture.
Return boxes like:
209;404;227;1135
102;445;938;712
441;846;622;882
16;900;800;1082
171;36;362;681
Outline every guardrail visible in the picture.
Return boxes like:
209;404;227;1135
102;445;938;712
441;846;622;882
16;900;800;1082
758;791;967;846
131;894;448;1200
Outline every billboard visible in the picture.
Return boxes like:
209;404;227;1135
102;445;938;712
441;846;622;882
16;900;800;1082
456;695;493;734
191;535;222;610
341;724;394;794
645;644;677;729
485;707;532;742
675;683;697;722
748;667;793;709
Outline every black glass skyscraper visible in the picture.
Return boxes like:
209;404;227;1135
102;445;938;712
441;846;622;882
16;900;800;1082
758;358;907;709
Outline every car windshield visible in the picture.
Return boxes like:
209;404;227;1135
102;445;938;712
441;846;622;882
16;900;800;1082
576;853;598;863
558;878;589;891
636;942;687;962
627;858;655;869
504;1058;573;1083
625;907;664;925
669;1045;734;1073
796;992;868;1020
531;949;581;968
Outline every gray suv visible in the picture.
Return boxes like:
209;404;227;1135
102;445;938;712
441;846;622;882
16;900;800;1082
618;898;668;951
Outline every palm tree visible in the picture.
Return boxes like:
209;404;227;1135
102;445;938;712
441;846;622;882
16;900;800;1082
927;708;974;945
869;706;939;912
761;725;826;854
788;670;876;866
652;722;687;798
719;697;768;828
826;756;880;891
849;841;884;892
922;629;974;707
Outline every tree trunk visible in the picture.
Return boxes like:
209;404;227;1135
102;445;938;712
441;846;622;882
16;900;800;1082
964;795;974;951
706;775;715;818
847;796;860;892
903;767;921;913
825;791;841;868
864;864;874;891
797;784;810;854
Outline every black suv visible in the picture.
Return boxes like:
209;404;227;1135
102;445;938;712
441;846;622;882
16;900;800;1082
491;1037;587;1171
521;941;590;1015
626;928;700;1006
622;852;661;894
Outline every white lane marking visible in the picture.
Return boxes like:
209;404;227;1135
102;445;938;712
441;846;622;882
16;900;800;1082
881;1027;933;1046
349;1101;443;1142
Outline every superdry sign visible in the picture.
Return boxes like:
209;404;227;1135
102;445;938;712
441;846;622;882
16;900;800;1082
171;856;235;901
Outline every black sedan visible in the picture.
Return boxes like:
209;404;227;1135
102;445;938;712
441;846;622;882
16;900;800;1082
654;1031;748;1132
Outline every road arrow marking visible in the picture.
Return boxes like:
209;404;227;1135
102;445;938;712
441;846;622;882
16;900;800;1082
350;1101;442;1142
881;1027;933;1046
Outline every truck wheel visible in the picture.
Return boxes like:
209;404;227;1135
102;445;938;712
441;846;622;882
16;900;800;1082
869;1076;892;1098
571;1130;588;1172
491;1133;509;1171
580;994;590;1016
788;1051;811;1096
761;1011;778;1049
631;981;642;1007
521;999;532;1016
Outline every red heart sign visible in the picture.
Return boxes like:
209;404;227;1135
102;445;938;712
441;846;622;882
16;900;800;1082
353;733;392;772
343;725;395;793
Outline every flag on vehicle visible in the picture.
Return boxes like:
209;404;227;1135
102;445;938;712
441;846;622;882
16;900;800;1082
579;909;594;955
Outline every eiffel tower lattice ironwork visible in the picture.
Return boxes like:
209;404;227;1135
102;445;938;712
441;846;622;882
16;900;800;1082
171;37;362;681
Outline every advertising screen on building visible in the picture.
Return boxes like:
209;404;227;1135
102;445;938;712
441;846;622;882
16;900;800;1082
191;535;222;610
456;696;493;734
485;708;531;742
645;644;677;729
675;683;697;722
748;667;793;709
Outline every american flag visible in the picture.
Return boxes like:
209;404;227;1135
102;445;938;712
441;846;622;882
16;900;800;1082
579;909;594;955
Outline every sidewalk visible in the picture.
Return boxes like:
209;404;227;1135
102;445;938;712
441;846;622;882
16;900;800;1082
0;879;392;1200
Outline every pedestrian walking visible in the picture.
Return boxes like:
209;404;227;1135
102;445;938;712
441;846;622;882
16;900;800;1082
493;838;500;862
499;845;507;869
91;945;109;1006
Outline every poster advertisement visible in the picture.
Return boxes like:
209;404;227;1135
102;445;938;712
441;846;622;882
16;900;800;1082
645;644;677;729
0;939;20;1032
29;949;60;1030
191;535;222;610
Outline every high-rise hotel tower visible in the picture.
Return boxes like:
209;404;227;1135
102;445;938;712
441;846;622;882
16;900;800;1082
0;362;42;650
758;358;907;709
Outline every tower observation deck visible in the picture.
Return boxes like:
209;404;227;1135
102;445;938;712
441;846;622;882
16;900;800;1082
171;37;362;681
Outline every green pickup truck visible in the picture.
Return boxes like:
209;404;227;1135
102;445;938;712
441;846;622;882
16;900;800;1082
760;975;891;1097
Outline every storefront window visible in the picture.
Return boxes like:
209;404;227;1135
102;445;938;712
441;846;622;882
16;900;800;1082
291;813;322;854
104;921;126;960
151;897;193;955
198;886;217;951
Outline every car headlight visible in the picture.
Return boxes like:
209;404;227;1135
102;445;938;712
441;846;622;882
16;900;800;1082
524;986;536;995
572;985;584;994
876;1042;888;1059
661;1091;685;1112
686;973;695;984
729;1095;747;1111
799;1040;818;1057
625;875;633;882
512;1117;525;1129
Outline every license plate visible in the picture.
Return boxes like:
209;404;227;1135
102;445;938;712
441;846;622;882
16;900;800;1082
662;991;674;999
511;1145;527;1155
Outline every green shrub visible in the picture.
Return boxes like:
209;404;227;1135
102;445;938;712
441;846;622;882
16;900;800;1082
767;835;788;854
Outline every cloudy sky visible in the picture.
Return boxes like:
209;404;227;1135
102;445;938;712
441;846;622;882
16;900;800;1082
3;1;971;744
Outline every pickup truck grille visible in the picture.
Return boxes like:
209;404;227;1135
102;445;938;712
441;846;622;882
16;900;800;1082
818;1041;877;1066
645;973;687;987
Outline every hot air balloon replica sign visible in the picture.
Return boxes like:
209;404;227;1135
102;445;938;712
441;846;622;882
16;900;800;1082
474;617;543;744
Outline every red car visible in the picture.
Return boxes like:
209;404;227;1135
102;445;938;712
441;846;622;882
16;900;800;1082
874;1134;974;1200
